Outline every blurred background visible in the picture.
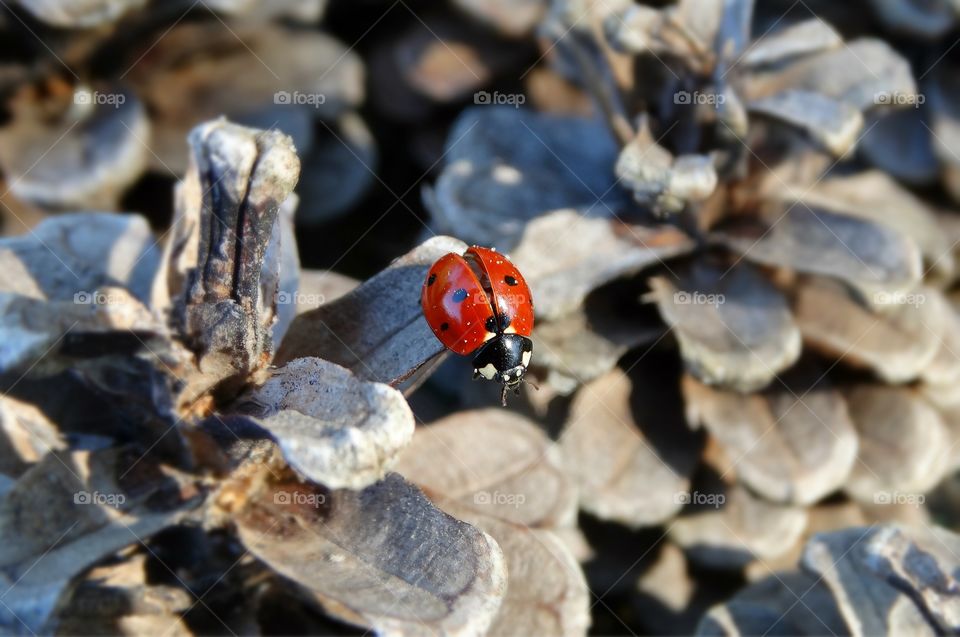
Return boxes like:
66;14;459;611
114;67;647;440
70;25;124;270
0;0;548;275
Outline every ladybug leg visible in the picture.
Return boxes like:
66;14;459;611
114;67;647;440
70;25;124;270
500;384;508;407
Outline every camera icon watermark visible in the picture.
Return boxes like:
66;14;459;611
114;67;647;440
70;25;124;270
673;291;725;307
873;291;925;307
474;490;526;509
74;89;126;108
474;91;526;108
275;290;326;306
873;490;925;507
73;290;123;305
274;90;327;107
273;490;326;507
674;90;726;106
874;91;925;108
74;490;126;507
674;490;725;508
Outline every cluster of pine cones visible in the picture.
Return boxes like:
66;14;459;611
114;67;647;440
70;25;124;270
1;0;960;635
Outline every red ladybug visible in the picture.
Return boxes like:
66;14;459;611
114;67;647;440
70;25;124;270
421;246;534;404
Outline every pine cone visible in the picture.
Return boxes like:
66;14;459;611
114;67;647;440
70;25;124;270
2;0;960;635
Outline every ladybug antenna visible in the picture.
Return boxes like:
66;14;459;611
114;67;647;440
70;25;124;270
524;378;540;391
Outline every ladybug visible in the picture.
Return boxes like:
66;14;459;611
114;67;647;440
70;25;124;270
421;246;535;405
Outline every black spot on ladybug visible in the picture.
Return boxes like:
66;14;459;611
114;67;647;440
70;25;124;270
500;314;512;331
504;275;518;286
452;288;468;303
440;322;450;332
485;316;497;333
427;273;437;286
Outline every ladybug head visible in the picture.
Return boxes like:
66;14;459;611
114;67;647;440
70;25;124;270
472;334;534;405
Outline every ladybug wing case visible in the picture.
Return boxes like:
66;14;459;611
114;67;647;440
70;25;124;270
421;253;496;355
465;246;534;337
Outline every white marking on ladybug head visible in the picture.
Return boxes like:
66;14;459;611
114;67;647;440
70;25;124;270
477;363;497;380
522;350;531;367
492;165;522;185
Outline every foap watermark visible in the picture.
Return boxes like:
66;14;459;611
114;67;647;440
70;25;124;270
274;490;326;507
474;90;525;108
498;292;531;306
274;90;326;107
73;290;125;305
674;291;725;307
74;89;126;108
74;490;126;507
674;490;726;508
874;91;925;108
874;490;925;508
275;290;326;306
674;90;726;106
874;291;925;307
474;490;525;509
